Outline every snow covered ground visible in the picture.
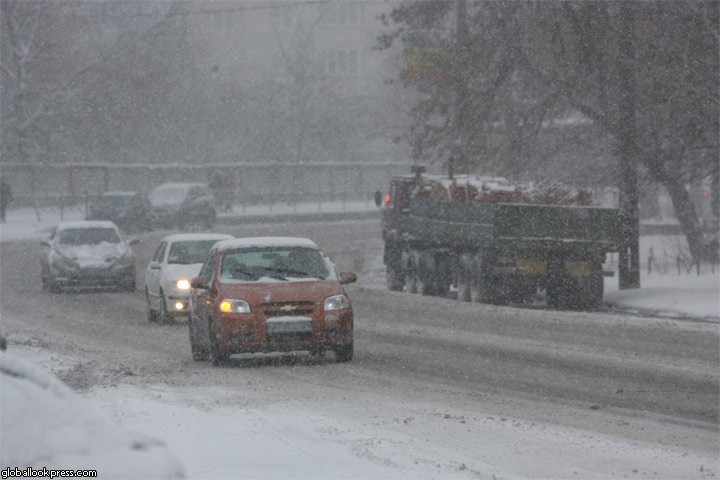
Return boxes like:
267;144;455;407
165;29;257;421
0;353;184;479
1;203;718;479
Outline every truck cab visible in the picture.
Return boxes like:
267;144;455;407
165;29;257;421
378;176;413;240
375;166;425;241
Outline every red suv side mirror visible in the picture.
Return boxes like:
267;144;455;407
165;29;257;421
338;272;357;285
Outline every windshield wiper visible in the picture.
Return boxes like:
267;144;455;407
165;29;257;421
255;267;288;281
263;267;324;279
231;267;261;280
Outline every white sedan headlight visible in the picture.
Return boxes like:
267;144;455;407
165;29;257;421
219;299;251;314
176;279;191;290
324;294;349;311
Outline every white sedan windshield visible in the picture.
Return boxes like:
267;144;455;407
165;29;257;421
167;240;221;265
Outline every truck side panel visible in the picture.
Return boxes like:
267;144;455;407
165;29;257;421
406;197;618;250
493;204;618;246
406;197;494;248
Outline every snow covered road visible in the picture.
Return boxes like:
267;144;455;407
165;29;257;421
1;220;718;478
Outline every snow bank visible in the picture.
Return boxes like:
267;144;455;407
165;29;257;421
0;352;185;478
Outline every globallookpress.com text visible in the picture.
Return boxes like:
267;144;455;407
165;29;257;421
2;467;98;479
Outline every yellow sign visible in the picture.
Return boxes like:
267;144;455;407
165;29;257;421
405;48;449;84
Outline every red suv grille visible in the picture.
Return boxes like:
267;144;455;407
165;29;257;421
264;309;313;317
261;301;315;317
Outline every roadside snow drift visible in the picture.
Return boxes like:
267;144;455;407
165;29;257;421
0;352;185;479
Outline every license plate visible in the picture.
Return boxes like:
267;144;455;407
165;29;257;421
266;318;312;334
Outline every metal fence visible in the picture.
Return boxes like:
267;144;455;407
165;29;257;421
0;161;411;207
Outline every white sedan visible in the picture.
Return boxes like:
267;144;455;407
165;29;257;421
144;233;233;323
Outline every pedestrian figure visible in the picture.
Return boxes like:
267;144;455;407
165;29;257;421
0;179;12;223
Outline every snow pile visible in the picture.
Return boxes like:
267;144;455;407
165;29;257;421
0;352;185;479
604;273;719;320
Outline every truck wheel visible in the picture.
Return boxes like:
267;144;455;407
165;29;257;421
469;257;495;303
549;272;603;310
404;258;418;294
507;282;536;304
577;273;604;310
386;263;404;291
470;279;487;303
456;254;473;302
470;276;499;304
434;254;452;297
417;253;436;296
547;278;576;309
334;344;353;363
469;257;483;302
545;287;562;308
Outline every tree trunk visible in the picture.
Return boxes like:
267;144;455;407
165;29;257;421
712;166;719;219
618;155;640;290
617;4;641;290
661;176;707;264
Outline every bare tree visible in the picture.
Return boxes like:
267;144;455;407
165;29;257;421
1;1;189;165
0;1;91;163
536;1;719;274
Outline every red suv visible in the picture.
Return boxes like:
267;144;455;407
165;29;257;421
189;237;356;365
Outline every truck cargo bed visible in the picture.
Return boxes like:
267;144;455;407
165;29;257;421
407;197;618;250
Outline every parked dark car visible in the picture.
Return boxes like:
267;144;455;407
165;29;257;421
148;183;217;229
86;191;153;232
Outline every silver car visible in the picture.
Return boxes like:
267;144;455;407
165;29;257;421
40;221;138;292
144;233;233;323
